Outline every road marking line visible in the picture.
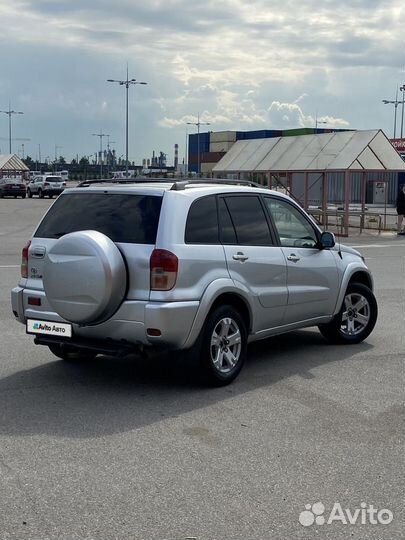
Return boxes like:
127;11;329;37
350;244;405;248
0;265;19;268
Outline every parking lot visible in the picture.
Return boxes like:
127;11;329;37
1;198;405;539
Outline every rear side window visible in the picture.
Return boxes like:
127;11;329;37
185;195;219;244
35;193;162;244
224;196;273;246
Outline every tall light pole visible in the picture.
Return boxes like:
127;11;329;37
187;113;210;175
400;84;405;139
107;67;147;178
92;131;109;179
383;88;401;138
0;106;23;153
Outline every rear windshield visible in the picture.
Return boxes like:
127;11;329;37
45;177;63;182
35;192;162;244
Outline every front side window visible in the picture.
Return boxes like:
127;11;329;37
264;197;318;248
224;196;272;246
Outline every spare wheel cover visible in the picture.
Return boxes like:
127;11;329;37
43;230;127;324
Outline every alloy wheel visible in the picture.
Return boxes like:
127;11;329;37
210;317;242;374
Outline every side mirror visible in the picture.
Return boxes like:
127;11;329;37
320;231;335;248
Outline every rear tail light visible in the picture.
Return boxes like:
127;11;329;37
62;182;66;186
21;240;31;278
44;182;50;186
150;249;178;291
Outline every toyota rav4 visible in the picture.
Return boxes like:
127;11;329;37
11;179;378;385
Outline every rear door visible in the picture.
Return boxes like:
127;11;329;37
219;195;288;331
263;196;339;324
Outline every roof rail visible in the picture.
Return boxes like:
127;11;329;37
170;178;265;190
77;177;173;188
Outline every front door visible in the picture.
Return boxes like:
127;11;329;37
263;196;339;325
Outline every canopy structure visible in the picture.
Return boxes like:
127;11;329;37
212;130;405;174
213;130;405;234
0;154;29;176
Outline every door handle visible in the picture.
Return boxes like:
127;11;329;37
232;252;249;262
287;254;300;263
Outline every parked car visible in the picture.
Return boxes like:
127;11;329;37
27;175;66;198
0;177;26;198
11;179;378;385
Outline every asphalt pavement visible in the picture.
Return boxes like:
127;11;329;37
0;198;404;540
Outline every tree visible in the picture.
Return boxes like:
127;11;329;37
23;156;35;169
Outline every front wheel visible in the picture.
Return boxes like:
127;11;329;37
27;189;32;198
318;282;377;344
197;305;247;386
38;188;43;198
48;344;97;361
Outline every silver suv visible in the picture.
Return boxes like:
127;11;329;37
11;179;377;385
27;174;66;198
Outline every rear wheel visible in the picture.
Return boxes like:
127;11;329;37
48;343;97;361
197;305;247;386
21;194;26;198
318;282;377;344
27;189;32;198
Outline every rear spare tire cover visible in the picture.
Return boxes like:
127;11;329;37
43;230;127;324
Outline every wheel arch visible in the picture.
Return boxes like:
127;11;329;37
333;266;374;316
348;271;373;290
182;280;254;349
208;292;252;333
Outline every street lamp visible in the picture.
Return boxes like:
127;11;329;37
0;106;23;153
107;67;147;178
382;88;401;138
92;131;109;179
187;113;211;176
400;84;405;139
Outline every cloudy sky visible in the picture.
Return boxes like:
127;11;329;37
0;0;404;166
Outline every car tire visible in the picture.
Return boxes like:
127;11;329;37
48;343;97;361
196;305;247;386
318;282;377;344
38;188;43;198
21;194;26;199
27;189;32;198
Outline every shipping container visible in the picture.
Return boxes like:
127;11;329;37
210;130;237;143
201;151;226;163
200;162;216;174
188;133;210;153
188;153;199;165
209;141;235;153
237;129;282;140
282;128;315;137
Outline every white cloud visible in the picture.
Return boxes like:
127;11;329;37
0;0;403;161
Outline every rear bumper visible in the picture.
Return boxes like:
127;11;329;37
11;286;199;350
1;189;26;196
